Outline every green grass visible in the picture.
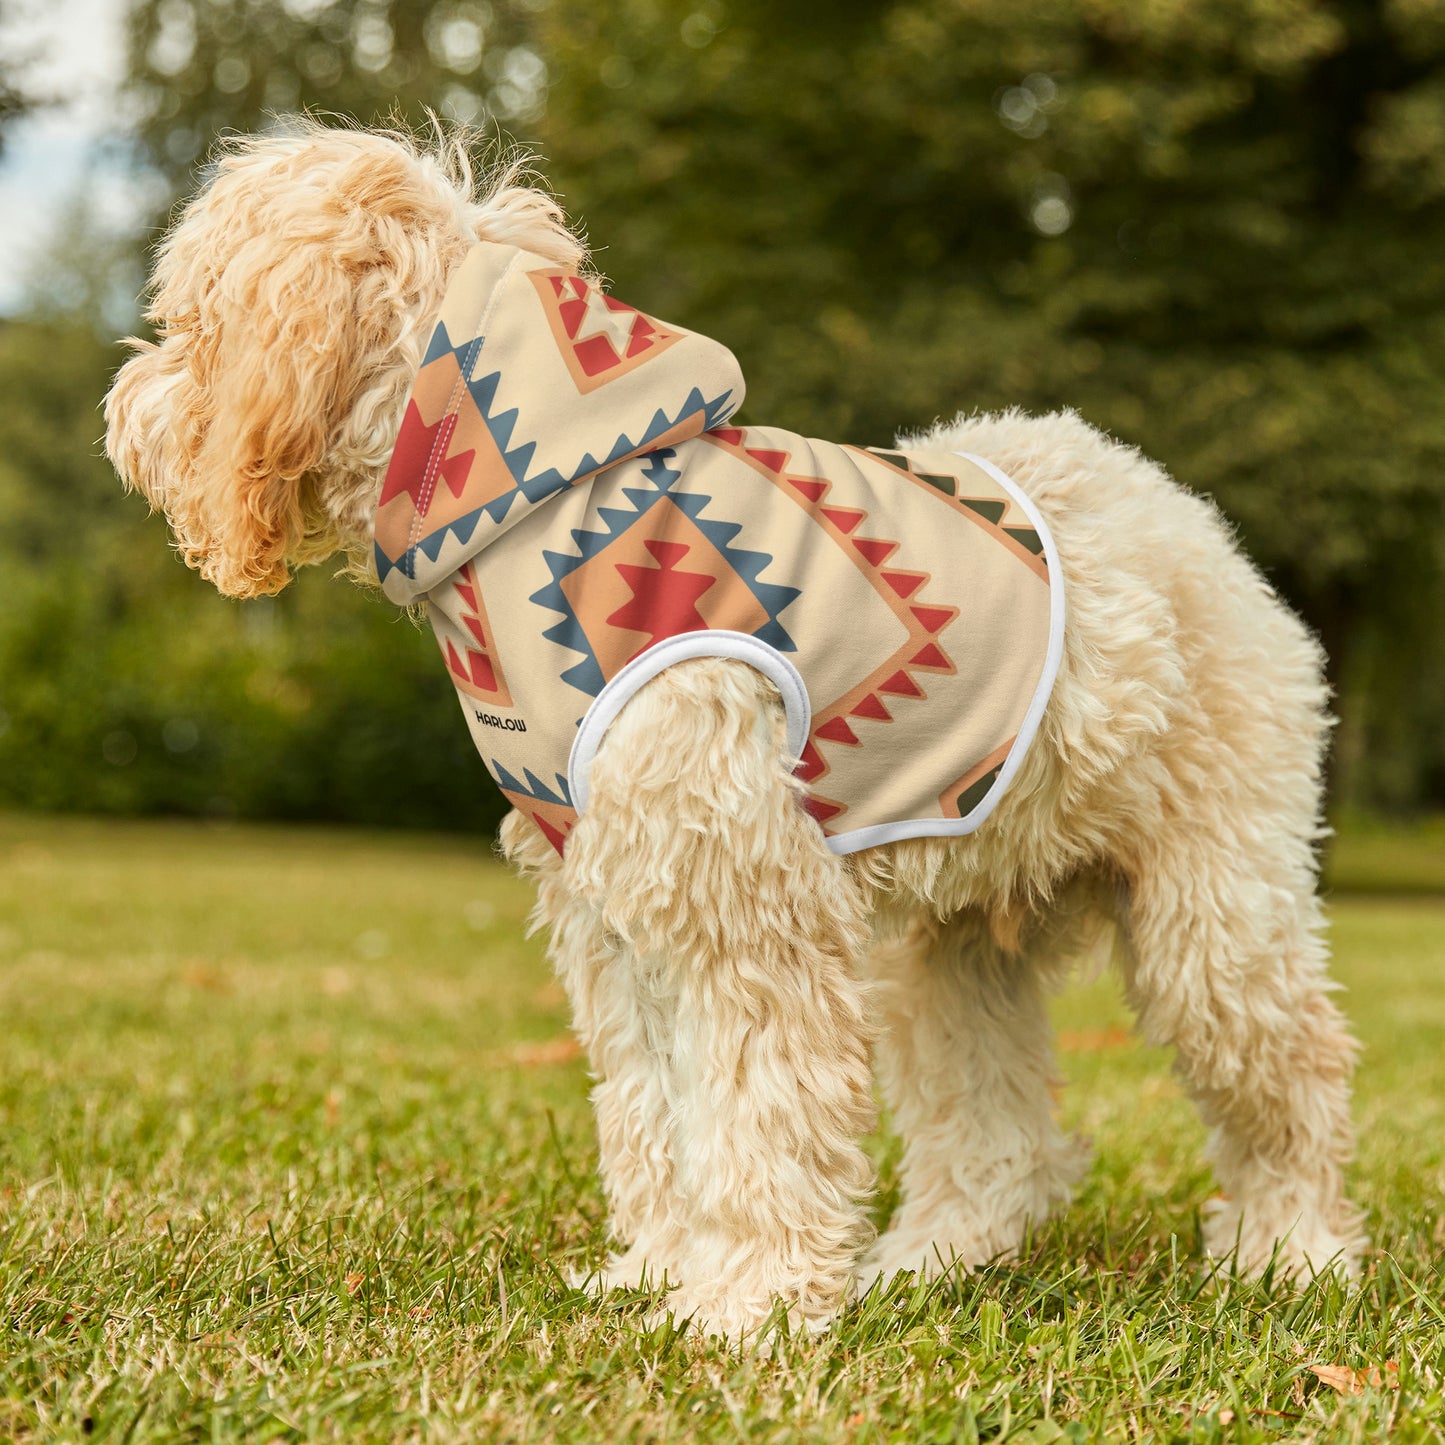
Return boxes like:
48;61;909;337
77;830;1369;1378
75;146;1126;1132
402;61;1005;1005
1;812;1442;1443
1324;811;1445;896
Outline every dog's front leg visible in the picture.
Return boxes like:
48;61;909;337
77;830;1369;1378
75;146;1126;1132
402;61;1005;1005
501;808;688;1290
564;659;878;1344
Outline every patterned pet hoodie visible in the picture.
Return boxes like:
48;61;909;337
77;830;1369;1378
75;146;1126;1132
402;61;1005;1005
375;243;1064;855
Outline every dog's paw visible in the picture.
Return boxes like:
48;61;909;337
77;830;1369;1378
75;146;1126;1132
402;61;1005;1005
860;1138;1091;1295
570;1245;674;1296
645;1287;837;1350
858;1221;1019;1294
855;1245;980;1297
1202;1197;1366;1282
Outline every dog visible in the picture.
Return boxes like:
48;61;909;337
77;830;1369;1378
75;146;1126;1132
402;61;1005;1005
105;122;1364;1342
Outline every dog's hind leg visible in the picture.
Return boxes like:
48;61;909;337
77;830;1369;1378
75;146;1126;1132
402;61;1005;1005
1102;564;1363;1280
1120;831;1364;1279
562;658;878;1342
859;911;1088;1289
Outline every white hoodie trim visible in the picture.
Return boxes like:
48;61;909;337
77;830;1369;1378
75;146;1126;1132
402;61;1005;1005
817;451;1065;854
568;630;812;816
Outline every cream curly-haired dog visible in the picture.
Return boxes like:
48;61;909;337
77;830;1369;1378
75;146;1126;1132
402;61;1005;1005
105;123;1363;1342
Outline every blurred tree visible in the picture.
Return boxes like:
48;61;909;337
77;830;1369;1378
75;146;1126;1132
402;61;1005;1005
0;316;499;829
5;0;1437;827
533;0;1445;808
124;0;541;186
0;0;38;152
18;0;560;835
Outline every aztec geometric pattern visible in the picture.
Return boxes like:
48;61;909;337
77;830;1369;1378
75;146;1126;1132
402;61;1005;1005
491;762;576;856
376;243;1060;856
528;270;684;393
852;446;1052;821
374;251;739;603
374;338;733;592
863;447;1051;582
701;428;959;830
434;561;512;707
528;447;802;701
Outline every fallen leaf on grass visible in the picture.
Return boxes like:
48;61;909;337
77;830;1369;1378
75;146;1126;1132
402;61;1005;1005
344;1273;365;1296
180;960;230;992
1056;1027;1133;1052
1310;1362;1399;1395
534;980;567;1008
496;1037;584;1068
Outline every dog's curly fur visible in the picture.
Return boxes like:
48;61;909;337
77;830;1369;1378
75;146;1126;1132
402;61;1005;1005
105;121;1365;1343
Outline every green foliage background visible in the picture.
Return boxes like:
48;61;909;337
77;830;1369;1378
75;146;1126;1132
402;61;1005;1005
2;0;1444;830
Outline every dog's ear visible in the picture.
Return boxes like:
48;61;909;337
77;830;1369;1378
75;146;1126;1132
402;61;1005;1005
106;332;201;554
106;239;370;599
105;131;435;599
105;126;587;599
185;239;361;598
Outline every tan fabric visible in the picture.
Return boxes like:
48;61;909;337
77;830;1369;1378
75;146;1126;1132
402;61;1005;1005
375;243;1062;855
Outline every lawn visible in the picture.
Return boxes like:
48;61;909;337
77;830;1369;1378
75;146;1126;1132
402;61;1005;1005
1;812;1442;1443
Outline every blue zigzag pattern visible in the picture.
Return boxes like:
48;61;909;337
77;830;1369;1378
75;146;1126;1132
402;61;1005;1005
421;323;480;369
529;449;802;701
490;760;573;808
375;320;740;586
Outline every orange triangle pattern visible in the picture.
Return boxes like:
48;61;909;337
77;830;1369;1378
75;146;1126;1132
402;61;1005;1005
703;427;963;830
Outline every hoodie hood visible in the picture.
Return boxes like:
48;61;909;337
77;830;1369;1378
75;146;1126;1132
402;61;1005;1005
374;242;744;605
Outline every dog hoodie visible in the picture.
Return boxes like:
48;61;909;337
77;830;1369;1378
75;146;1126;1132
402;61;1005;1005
374;243;1063;855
